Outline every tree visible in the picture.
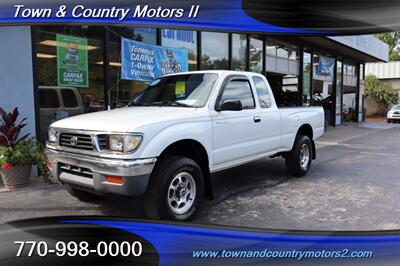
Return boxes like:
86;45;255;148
365;75;399;107
374;32;400;61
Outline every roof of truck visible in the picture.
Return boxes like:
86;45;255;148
163;70;264;77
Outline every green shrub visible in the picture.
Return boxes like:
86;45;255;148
365;75;399;107
0;138;51;182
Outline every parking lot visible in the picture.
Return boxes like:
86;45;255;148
1;122;400;230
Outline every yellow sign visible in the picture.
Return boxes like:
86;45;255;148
175;81;186;97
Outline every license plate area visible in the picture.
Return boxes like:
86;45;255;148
58;163;93;179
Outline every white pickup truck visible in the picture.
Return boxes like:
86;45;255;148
46;71;324;220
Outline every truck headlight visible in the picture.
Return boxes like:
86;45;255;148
109;135;142;152
48;128;57;143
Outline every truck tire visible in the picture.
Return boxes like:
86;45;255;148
285;135;313;177
144;156;204;220
65;184;100;202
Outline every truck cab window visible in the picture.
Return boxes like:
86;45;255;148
252;76;272;108
221;80;255;109
39;89;59;108
61;89;78;108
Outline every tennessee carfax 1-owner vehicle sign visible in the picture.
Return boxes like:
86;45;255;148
46;71;324;220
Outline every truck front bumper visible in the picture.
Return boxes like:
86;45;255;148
45;148;156;197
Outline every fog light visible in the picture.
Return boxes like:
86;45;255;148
105;176;124;184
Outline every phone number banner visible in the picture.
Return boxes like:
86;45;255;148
121;37;188;81
1;217;400;266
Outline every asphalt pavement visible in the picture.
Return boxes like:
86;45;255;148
1;122;399;231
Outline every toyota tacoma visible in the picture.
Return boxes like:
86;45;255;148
46;71;324;220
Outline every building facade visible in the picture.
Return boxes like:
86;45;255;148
366;61;400;97
0;26;389;141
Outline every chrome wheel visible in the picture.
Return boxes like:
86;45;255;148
299;143;310;170
167;172;196;215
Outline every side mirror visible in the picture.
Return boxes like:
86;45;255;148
219;100;242;111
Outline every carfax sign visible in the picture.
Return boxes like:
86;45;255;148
56;34;89;87
121;37;188;81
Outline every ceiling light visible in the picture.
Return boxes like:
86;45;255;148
39;40;99;50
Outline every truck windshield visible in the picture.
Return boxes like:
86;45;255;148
130;73;218;108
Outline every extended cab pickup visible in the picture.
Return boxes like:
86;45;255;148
46;71;324;220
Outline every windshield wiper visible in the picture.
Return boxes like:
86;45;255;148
168;101;193;107
129;102;152;107
146;101;193;108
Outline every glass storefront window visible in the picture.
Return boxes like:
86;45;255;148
359;63;365;121
266;39;300;107
312;53;335;124
249;37;263;73
303;51;312;106
342;63;358;122
107;26;157;109
132;27;157;45
231;34;247;71
336;60;343;124
201;32;229;70
35;26;104;141
266;39;277;71
162;29;197;71
277;46;289;58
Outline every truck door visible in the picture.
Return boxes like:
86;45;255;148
211;75;266;166
251;76;281;152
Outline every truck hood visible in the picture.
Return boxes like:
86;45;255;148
50;106;204;132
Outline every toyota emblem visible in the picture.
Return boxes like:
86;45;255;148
70;136;78;146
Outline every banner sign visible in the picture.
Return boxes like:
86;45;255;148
121;37;188;81
316;56;335;76
57;34;89;87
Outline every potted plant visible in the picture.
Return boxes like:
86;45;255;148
0;107;50;188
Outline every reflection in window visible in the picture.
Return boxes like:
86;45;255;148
162;29;197;71
201;32;229;70
61;89;78;107
266;39;300;107
133;73;218;107
249;37;263;73
336;60;343;122
359;64;364;122
35;26;104;141
303;51;312;105
342;62;358;122
266;39;277;71
108;26;156;109
221;80;255;109
253;76;272;108
39;89;59;108
312;54;335;124
277;46;288;58
132;27;157;45
231;34;247;71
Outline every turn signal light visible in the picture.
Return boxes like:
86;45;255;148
105;176;124;184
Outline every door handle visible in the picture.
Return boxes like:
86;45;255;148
253;116;262;123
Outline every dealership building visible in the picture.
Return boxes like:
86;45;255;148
0;26;389;141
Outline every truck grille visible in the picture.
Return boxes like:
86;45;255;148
59;133;94;150
59;163;93;179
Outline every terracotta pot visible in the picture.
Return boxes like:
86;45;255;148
0;164;32;189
